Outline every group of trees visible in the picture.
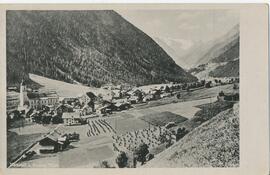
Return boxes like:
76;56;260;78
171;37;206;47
181;80;207;91
114;143;153;168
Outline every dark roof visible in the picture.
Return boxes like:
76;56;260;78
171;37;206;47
86;92;96;99
27;93;47;99
27;92;58;99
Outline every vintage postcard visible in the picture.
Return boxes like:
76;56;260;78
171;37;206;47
0;3;268;175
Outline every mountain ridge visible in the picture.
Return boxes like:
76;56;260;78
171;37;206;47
7;10;197;88
187;24;239;79
178;24;239;69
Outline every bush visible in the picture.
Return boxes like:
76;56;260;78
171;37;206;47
176;127;189;141
134;143;149;165
95;160;113;168
52;115;63;124
116;151;128;168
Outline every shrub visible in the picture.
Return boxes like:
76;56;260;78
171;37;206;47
95;160;113;168
115;151;128;168
134;143;149;165
176;127;189;141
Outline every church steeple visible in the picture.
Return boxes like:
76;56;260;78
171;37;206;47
19;79;26;107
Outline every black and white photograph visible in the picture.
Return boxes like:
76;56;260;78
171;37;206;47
5;8;241;168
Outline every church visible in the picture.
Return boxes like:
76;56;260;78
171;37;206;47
18;80;59;111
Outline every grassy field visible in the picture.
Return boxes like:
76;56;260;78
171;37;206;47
181;84;238;101
29;73;110;97
7;131;43;166
140;111;187;126
177;100;236;131
135;84;235;110
59;145;114;168
106;116;149;134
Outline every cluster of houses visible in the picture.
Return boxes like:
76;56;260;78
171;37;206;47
7;78;239;127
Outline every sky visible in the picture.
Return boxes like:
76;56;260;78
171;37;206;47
116;9;239;50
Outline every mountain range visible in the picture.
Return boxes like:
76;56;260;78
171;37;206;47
154;24;239;75
186;24;240;80
6;10;197;88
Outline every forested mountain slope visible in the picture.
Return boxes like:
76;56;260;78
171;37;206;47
7;10;197;88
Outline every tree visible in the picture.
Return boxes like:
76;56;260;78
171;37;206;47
95;160;112;168
164;86;170;93
218;91;225;97
205;81;212;88
176;127;189;141
134;143;149;165
52;115;63;124
200;80;206;86
115;151;128;168
137;91;143;102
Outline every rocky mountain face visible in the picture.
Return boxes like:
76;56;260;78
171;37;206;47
7;10;197;88
188;24;239;79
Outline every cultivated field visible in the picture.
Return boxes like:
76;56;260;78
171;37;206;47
140;111;187;126
106;116;149;134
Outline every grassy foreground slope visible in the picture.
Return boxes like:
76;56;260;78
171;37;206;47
144;103;239;168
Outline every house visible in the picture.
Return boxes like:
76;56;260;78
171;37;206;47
37;132;69;154
62;112;81;126
112;89;122;99
150;89;161;100
27;92;59;110
217;92;239;102
114;100;131;111
81;104;94;116
161;93;171;98
143;94;153;102
78;92;96;105
56;104;74;115
128;96;139;104
59;97;77;105
97;101;116;114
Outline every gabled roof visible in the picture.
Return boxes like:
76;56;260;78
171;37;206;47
86;92;96;99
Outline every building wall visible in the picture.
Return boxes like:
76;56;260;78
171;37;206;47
63;118;78;125
78;94;91;105
6;91;20;113
29;97;59;110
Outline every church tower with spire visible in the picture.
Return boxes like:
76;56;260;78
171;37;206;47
19;79;26;107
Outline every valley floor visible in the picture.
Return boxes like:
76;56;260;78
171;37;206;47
7;84;237;168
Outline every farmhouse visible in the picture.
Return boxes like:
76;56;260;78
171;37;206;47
37;132;69;154
62;112;81;126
